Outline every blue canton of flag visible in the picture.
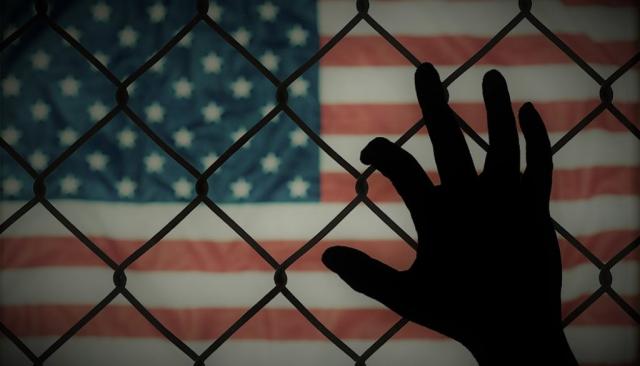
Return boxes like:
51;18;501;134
1;0;320;203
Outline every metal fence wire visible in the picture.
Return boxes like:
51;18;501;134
0;0;639;364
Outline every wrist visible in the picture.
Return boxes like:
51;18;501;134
465;324;577;366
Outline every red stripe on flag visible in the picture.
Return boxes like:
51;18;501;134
320;35;636;66
0;305;433;340
321;167;640;202
366;0;639;6
1;231;637;271
1;295;636;340
562;0;639;6
562;293;640;327
576;364;638;366
321;102;639;135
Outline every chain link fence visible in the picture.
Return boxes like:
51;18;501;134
0;0;638;364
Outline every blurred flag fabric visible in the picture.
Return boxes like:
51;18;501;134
1;0;638;365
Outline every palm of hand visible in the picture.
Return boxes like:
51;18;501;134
323;63;574;363
405;169;560;344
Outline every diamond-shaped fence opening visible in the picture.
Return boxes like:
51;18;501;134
122;204;276;353
0;206;114;357
208;295;358;366
1;0;638;365
531;1;639;71
286;205;418;354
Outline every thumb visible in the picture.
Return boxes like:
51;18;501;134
322;246;405;310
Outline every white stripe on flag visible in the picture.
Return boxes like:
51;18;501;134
319;0;638;41
1;327;637;366
320;66;639;104
1;196;638;241
319;130;640;173
1;261;636;308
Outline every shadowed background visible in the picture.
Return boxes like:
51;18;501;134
1;0;638;365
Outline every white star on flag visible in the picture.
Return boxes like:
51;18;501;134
147;3;167;23
207;2;223;21
58;128;78;146
63;26;82;46
173;78;193;98
116;177;136;198
260;51;279;71
60;76;81;96
202;102;223;123
289;129;308;147
92;2;111;22
288;176;310;198
94;52;110;66
201;153;219;170
89;51;110;73
118;26;139;47
231;77;252;98
173;178;193;199
258;2;278;21
2;75;21;96
2;177;22;196
127;82;137;96
230;178;251;198
290;78;309;97
173;128;193;148
60;175;81;195
86;151;108;171
231;128;251;148
179;32;193;47
88;101;108;121
1;127;21;145
31;100;50;121
144;152;166;173
145;102;165;123
151;58;165;73
202;52;223;73
261;153;280;173
232;28;251;46
287;25;308;46
31;50;51;70
261;103;279;121
29;150;49;170
117;129;137;149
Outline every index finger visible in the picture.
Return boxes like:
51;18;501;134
416;63;476;187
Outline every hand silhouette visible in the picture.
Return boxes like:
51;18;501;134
322;63;578;365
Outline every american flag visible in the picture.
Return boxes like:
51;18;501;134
1;0;638;365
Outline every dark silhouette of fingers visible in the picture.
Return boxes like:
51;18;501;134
415;63;476;187
322;246;407;313
482;70;519;180
361;137;433;221
519;102;552;204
